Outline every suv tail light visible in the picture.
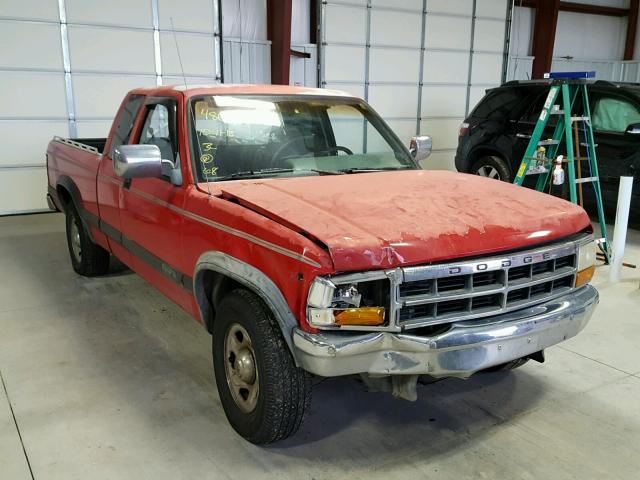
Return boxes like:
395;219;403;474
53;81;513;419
459;122;470;137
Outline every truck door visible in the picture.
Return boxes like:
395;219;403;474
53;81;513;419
119;95;193;311
97;93;145;264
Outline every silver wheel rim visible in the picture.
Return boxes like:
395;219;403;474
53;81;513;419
70;218;82;262
224;323;259;413
476;165;501;180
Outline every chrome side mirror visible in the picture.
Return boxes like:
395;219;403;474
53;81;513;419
409;135;432;162
625;123;640;135
113;145;162;179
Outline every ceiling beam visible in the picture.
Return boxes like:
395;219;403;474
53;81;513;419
520;0;629;17
531;0;560;79
624;0;639;60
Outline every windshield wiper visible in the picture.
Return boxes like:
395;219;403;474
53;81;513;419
214;167;342;181
337;166;414;174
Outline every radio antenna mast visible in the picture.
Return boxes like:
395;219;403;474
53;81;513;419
170;17;213;197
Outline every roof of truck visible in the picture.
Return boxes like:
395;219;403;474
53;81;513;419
129;83;356;99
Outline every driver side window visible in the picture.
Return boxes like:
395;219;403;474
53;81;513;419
139;102;178;165
593;96;640;133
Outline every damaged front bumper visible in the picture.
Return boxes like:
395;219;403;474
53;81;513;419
293;285;598;378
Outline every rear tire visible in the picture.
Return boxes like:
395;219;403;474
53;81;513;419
471;155;512;182
212;289;312;444
65;203;110;276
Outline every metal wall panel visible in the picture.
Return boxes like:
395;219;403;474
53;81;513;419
320;0;511;170
222;39;271;84
290;43;317;87
0;0;222;214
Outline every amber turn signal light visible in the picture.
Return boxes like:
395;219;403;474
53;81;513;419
334;307;385;326
575;265;595;288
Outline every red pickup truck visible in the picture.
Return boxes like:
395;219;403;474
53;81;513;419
46;84;599;444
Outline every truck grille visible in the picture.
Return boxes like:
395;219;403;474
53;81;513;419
397;242;578;329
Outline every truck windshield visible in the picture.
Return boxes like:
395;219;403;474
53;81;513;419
189;95;416;182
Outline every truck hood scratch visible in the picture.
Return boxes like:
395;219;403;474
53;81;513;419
219;170;591;272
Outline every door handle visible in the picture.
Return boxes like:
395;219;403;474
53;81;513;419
516;133;532;139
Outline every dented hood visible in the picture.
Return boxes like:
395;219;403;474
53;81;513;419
219;170;591;272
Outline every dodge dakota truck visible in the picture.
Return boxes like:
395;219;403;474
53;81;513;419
46;84;599;444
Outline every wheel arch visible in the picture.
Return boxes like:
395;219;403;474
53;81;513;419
56;175;82;213
193;251;299;356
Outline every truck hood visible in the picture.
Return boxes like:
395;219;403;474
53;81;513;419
219;170;591;272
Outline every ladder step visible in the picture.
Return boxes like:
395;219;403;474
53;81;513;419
571;116;590;122
580;142;598;147
538;139;560;146
574;176;598;184
550;109;565;115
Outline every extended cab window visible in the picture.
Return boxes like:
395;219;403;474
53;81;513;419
189;95;414;181
109;95;144;157
593;96;640;133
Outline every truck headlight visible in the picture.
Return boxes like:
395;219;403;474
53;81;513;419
307;276;389;328
575;240;596;287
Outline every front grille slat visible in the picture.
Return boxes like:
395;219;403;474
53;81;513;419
398;248;578;329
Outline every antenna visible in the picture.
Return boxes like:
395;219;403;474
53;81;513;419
170;17;213;197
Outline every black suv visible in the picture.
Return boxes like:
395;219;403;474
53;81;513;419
456;80;639;223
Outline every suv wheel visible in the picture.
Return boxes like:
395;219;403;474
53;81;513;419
212;289;312;444
470;155;512;182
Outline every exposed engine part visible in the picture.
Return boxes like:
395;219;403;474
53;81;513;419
359;374;420;401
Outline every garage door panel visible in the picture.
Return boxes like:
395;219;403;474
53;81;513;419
0;22;62;70
421;150;455;170
323;45;366;83
425;15;472;50
474;18;506;52
421;86;467;118
160;33;215;77
324;83;365;99
73;74;156;119
68;26;155;74
369;48;420;83
159;0;216;33
0;0;59;22
0;120;68;168
0;72;67;118
66;0;152;29
427;0;473;16
75;120;113;139
476;0;508;19
471;53;503;84
0;168;49;214
324;4;367;44
423;51;469;83
371;0;422;10
419;118;463;151
368;85;418;118
370;10;421;48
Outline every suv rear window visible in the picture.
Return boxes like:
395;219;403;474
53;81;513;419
471;87;531;120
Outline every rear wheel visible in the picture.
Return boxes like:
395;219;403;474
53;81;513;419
471;155;512;182
65;203;110;276
212;289;312;444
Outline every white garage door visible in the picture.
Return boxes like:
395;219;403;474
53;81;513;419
319;0;510;170
0;0;221;215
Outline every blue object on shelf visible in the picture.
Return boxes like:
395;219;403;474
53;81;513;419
543;71;596;79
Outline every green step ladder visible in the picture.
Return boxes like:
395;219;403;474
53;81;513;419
512;74;611;263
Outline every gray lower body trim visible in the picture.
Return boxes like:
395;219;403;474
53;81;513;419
293;285;598;377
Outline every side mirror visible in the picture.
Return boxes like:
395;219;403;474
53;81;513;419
113;145;162;179
625;123;640;135
409;135;432;162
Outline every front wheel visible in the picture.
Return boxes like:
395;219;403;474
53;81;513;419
212;289;312;444
470;155;512;182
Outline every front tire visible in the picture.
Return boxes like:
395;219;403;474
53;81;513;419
65;203;110;276
471;155;512;182
212;289;312;444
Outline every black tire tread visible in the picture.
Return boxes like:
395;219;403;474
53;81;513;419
65;203;110;276
214;289;311;444
471;155;512;182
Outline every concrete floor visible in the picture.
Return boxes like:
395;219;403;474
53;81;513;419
1;212;639;480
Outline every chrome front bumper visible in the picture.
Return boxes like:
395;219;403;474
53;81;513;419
293;285;598;378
